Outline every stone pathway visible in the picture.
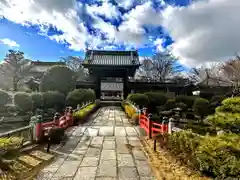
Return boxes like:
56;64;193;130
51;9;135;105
36;106;156;180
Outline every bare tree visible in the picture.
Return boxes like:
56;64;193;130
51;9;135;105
187;63;223;85
151;52;181;82
136;58;154;81
137;51;181;82
0;50;33;91
60;56;87;80
220;56;240;96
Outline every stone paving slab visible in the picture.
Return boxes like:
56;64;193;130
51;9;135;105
38;106;155;180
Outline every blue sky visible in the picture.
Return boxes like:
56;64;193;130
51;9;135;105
0;0;237;67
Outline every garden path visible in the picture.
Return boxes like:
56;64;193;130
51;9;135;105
35;106;156;180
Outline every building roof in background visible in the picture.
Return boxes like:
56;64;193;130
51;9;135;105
83;50;140;66
31;61;66;66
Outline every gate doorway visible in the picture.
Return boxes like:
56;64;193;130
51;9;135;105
100;78;123;100
82;50;141;99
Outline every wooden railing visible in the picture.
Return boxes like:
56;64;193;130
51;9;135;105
0;125;33;145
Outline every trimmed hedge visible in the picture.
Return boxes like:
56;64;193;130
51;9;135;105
124;103;137;118
164;98;176;110
14;92;33;113
73;103;96;121
193;98;210;119
175;95;196;108
127;93;149;107
123;103;138;125
39;65;76;95
31;92;43;111
66;89;96;108
0;89;10;106
42;91;65;111
144;92;168;106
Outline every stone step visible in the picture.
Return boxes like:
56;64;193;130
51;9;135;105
30;150;54;161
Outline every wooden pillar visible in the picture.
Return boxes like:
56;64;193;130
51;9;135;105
123;73;129;99
95;77;101;99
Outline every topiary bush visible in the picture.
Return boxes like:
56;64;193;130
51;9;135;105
43;91;65;112
31;92;43;111
66;89;86;108
39;65;76;95
0;89;10;106
193;98;210;119
66;89;96;108
127;93;149;107
80;89;96;103
145;92;168;113
164;98;176;110
144;92;168;106
175;95;196;108
207;97;240;132
14;92;33;113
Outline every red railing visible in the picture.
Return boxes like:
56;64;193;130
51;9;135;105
139;114;168;138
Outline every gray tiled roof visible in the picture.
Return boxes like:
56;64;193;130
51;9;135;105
101;82;123;91
85;50;140;66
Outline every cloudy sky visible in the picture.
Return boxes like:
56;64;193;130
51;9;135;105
0;0;238;67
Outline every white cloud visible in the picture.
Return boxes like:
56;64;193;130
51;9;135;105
162;0;240;67
86;1;120;20
115;0;135;9
0;38;20;47
116;1;163;47
0;0;88;51
154;38;165;52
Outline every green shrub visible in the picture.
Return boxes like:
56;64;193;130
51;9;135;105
0;89;10;106
73;103;96;120
66;89;85;108
144;92;168;106
31;92;43;110
195;133;240;178
161;130;201;164
164;98;176;110
6;105;18;115
175;95;196;108
207;97;240;132
193;98;210;119
157;131;240;179
127;93;149;107
14;92;33;113
66;89;96;108
43;91;65;111
176;102;188;111
80;89;96;103
39;65;76;95
0;137;24;150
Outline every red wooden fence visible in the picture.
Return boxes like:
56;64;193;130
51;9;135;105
139;114;168;138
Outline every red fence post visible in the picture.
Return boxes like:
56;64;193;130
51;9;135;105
148;114;152;139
